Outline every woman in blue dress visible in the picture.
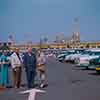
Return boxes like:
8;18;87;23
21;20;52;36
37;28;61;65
0;50;9;87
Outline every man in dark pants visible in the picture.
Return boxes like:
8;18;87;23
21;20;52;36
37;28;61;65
23;47;37;89
11;48;22;88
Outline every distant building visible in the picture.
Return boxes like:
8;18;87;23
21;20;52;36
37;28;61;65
8;34;14;45
71;32;80;43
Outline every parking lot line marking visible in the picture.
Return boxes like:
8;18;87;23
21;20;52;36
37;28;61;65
20;88;46;100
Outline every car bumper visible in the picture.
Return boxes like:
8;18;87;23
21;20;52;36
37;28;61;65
96;67;100;71
76;63;89;67
88;65;96;70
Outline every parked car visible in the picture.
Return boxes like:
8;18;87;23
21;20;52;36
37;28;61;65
64;50;77;62
74;50;91;64
57;50;75;62
58;53;68;62
75;49;100;69
65;49;85;63
89;57;100;70
96;66;100;73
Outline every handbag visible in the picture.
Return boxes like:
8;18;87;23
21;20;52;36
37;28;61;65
14;67;20;72
37;64;45;72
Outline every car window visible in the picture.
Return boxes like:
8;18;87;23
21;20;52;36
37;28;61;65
95;52;100;55
81;51;90;55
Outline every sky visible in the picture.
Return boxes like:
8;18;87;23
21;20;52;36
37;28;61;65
0;0;100;43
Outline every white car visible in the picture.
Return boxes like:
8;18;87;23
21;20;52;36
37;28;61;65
68;54;82;63
64;50;76;62
57;53;67;58
75;50;100;68
65;54;75;62
64;49;85;63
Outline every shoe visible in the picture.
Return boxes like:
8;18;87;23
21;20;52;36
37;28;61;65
14;86;18;89
40;84;44;88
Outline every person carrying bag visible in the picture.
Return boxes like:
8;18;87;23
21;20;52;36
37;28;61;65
37;50;48;88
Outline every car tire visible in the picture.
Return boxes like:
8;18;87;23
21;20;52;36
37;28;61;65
96;70;100;74
86;66;89;70
59;60;62;62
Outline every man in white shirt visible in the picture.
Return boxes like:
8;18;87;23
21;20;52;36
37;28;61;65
10;48;22;88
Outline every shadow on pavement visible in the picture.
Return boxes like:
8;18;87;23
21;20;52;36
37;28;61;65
88;72;100;76
71;80;82;84
21;84;26;87
6;86;13;89
72;68;88;71
6;84;27;89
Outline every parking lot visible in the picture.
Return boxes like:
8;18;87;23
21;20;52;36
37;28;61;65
0;57;100;100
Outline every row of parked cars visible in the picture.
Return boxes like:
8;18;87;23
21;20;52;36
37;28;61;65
57;48;100;73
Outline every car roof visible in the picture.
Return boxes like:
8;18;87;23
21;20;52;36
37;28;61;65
90;49;100;52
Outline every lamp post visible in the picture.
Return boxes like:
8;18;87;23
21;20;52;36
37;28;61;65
39;37;42;49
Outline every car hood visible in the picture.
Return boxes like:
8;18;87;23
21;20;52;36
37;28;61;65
70;54;81;58
79;55;99;60
57;54;67;58
65;54;74;60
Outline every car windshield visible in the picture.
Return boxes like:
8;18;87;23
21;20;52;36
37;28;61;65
75;50;85;54
89;52;100;56
67;52;75;55
81;51;90;55
60;50;75;55
60;51;68;54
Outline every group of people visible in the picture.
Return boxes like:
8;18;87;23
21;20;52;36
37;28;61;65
0;47;48;89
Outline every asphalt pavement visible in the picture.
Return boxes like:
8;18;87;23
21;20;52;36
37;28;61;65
0;58;100;100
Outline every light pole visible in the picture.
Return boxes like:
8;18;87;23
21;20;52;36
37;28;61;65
39;37;42;49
